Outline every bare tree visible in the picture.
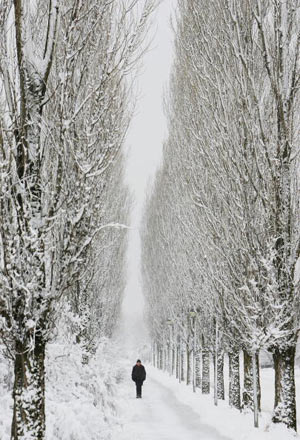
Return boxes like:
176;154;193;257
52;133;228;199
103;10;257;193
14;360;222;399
142;0;299;431
0;0;155;437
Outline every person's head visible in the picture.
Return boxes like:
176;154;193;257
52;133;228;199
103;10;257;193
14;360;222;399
136;359;142;366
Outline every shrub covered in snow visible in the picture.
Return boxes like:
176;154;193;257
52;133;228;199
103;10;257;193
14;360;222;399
0;341;124;440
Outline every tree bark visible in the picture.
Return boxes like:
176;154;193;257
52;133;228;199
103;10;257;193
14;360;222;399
11;338;46;439
163;346;167;371
195;350;201;388
186;344;191;385
242;350;261;412
159;346;163;370
217;351;225;400
272;345;296;431
213;350;224;403
228;351;241;410
202;342;210;394
176;343;179;380
152;341;156;366
252;353;259;428
172;344;175;376
181;347;185;382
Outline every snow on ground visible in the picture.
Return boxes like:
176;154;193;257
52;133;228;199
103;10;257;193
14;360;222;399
46;341;122;440
112;359;231;440
0;354;13;440
0;341;123;440
112;360;299;440
1;344;300;440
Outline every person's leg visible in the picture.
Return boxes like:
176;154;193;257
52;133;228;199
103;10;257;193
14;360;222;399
136;382;142;397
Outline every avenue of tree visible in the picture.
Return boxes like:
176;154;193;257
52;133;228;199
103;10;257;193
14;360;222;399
142;0;300;432
0;1;154;438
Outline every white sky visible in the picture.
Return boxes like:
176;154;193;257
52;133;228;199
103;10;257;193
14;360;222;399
121;0;175;349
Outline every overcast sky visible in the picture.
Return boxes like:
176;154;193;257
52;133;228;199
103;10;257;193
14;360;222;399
121;0;175;348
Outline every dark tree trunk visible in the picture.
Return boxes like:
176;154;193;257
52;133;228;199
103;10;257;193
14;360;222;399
242;350;261;412
156;344;161;369
164;346;168;371
11;338;46;439
195;351;201;388
186;344;191;385
152;342;156;366
172;345;175;375
272;345;296;431
181;348;185;382
176;343;180;379
217;351;225;400
213;351;225;401
202;342;210;394
159;346;163;370
229;351;241;410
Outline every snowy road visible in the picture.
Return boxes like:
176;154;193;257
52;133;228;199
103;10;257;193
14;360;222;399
114;363;231;440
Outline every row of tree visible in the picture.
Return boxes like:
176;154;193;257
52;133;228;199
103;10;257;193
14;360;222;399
142;0;299;432
0;1;154;438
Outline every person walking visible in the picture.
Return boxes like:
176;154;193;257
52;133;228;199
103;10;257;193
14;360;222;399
131;359;146;398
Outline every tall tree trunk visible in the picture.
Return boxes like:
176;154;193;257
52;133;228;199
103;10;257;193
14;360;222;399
152;341;156;366
11;338;46;439
217;351;225;400
164;346;167;371
229;351;241;410
202;342;210;394
195;350;201;389
168;340;172;375
159;346;163;370
172;344;175;376
252;353;259;428
181;347;185;382
272;345;296;431
242;350;261;412
186;344;191;385
242;349;252;410
192;347;196;392
213;350;224;404
176;343;179;380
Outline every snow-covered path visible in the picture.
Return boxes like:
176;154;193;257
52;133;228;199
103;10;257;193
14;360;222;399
114;362;230;440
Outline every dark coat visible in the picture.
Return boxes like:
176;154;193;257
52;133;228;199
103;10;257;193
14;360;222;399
131;364;146;384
